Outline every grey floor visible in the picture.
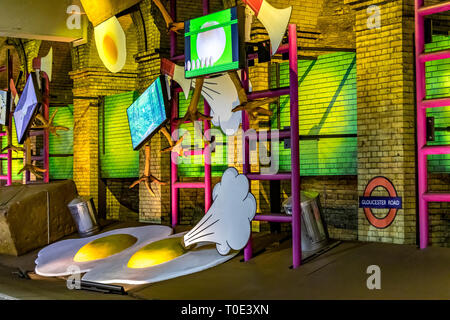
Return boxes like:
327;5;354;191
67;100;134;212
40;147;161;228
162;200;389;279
0;222;449;300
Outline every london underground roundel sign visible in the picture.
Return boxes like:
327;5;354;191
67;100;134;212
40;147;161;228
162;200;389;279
359;176;402;229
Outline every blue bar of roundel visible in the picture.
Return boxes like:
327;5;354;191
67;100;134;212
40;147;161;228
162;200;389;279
359;196;403;209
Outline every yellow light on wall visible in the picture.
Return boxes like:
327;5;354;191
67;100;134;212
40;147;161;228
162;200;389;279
73;234;137;262
94;16;127;73
127;237;187;269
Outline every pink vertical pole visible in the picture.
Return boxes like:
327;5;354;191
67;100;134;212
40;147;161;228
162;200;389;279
204;101;212;212
170;0;178;227
415;0;428;249
289;24;301;268
7;113;12;186
171;94;179;227
203;0;212;212
241;66;253;261
6;49;12;186
42;73;50;184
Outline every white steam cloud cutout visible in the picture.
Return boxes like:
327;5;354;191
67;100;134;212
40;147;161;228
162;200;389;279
183;167;256;255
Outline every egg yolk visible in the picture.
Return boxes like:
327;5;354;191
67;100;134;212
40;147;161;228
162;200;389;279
74;234;137;262
103;33;118;65
127;237;187;269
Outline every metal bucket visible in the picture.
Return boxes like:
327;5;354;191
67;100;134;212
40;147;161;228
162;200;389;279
67;197;100;237
282;191;328;252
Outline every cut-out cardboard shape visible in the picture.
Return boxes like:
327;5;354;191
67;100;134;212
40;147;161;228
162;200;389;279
127;75;170;151
94;16;127;73
184;7;245;79
0;90;11;126
243;0;292;55
14;73;41;144
184;167;257;255
81;232;238;285
35;225;172;277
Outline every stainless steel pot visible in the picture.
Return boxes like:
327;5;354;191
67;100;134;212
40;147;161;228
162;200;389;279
282;191;328;252
67;197;100;237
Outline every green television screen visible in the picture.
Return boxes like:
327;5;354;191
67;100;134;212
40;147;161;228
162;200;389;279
184;7;244;79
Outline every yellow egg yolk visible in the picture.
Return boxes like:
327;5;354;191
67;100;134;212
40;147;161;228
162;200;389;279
74;234;137;262
127;237;187;269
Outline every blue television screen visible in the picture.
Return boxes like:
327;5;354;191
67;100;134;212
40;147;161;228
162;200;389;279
127;75;169;150
14;73;41;144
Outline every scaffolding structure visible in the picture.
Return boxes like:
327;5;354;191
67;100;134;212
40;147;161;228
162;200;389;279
241;24;301;268
168;1;302;267
415;0;450;249
169;0;213;228
0;49;14;186
27;70;50;184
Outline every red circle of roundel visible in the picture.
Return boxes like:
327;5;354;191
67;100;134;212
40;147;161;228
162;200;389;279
363;176;398;229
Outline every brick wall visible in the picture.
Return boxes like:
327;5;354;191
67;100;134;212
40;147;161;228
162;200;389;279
351;0;416;244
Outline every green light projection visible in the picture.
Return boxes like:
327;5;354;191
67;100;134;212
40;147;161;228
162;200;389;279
425;35;450;173
270;51;357;176
49;105;73;180
100;91;140;179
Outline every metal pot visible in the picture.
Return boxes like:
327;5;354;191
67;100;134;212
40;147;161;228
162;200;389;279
282;191;328;252
67;197;100;237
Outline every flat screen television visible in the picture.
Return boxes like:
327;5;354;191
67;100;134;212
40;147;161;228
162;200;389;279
184;6;244;79
127;75;170;151
14;73;41;144
0;90;11;126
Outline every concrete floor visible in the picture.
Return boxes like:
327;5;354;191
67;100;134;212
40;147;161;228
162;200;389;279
0;222;449;300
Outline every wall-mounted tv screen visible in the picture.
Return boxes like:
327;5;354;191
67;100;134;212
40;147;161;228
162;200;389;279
14;73;41;144
0;90;11;126
184;6;244;79
127;75;170;151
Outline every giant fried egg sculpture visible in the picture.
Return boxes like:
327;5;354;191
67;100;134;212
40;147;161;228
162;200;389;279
35;225;172;277
35;168;256;285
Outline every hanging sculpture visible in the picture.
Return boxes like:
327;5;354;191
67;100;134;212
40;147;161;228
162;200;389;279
79;0;142;73
129;143;167;197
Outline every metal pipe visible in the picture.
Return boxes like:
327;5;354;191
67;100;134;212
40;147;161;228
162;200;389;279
247;173;291;181
248;87;290;100
173;182;206;189
289;24;302;268
254;214;292;223
415;0;429;249
203;0;212;213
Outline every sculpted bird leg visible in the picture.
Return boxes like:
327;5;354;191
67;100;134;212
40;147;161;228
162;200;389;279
152;0;185;33
1;144;24;153
160;127;189;157
18;138;46;179
175;77;212;126
1;126;24;153
232;97;277;121
129;143;168;197
229;71;276;120
34;110;69;136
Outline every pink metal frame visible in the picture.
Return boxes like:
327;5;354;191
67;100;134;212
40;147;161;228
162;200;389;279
167;4;302;268
0;50;13;186
170;0;213;228
26;72;50;184
242;24;302;268
415;0;450;249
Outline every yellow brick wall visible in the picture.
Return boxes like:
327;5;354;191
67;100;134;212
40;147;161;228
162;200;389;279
352;0;416;244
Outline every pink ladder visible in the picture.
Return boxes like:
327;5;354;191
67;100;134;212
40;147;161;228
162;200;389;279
242;24;302;268
0;127;12;186
415;0;450;249
0;49;13;186
26;72;50;184
169;0;212;227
